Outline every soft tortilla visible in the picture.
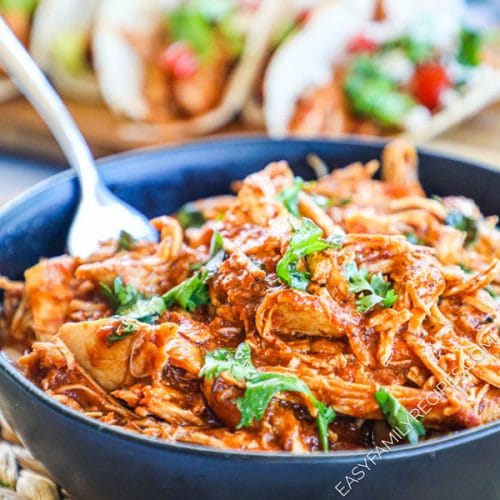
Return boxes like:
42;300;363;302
263;0;500;142
30;0;101;103
94;0;284;140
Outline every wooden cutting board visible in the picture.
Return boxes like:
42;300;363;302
0;96;499;169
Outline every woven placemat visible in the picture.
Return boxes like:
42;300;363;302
0;412;69;499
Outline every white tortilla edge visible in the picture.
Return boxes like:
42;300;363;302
263;0;377;137
30;0;101;103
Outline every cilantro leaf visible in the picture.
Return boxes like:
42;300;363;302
118;230;136;251
200;342;336;451
199;342;257;381
176;202;205;229
374;388;426;445
277;177;305;217
383;36;433;64
167;6;215;61
163;231;225;311
345;262;397;312
100;277;166;324
107;320;138;343
344;56;416;127
277;219;343;291
1;0;38;14
404;233;425;245
484;286;497;299
445;210;478;246
458;262;473;274
458;28;482;67
163;272;210;312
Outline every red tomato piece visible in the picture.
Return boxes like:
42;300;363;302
348;34;378;53
411;63;451;111
296;8;312;26
159;41;198;79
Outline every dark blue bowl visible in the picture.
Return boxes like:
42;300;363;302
0;138;498;500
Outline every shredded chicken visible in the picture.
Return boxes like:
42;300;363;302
1;140;498;452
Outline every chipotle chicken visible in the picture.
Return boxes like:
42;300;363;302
1;140;499;452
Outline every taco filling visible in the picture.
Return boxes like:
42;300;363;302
147;0;249;121
290;24;486;136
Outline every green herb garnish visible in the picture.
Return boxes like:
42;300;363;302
167;0;243;61
277;177;304;217
344;56;416;127
458;28;482;67
176;202;206;229
0;0;38;14
277;218;343;291
405;233;425;245
107;320;138;343
374;388;426;444
445;210;478;246
118;230;136;251
458;262;473;274
163;231;225;311
200;342;335;451
484;286;497;299
100;277;166;324
168;6;215;60
345;262;397;312
383;36;433;64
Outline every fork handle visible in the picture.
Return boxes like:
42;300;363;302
0;16;102;197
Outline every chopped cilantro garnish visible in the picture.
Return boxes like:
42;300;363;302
107;320;138;343
277;177;304;217
118;230;136;251
176;202;205;229
100;277;166;324
458;262;473;274
167;6;215;60
383;36;433;64
276;218;343;291
200;342;336;451
445;210;478;246
1;0;38;14
167;0;243;61
345;262;397;312
404;233;425;245
163;231;225;311
458;28;482;67
344;56;416;127
374;388;426;444
484;286;497;299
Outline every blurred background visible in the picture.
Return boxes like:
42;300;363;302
0;0;499;204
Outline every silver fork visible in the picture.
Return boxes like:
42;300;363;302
0;17;158;258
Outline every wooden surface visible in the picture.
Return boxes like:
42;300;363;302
0;95;499;168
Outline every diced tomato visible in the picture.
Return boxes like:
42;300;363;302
348;34;378;54
411;63;451;111
296;8;312;26
159;42;198;80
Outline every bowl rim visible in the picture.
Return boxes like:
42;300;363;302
0;136;498;462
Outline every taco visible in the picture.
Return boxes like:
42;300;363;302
30;0;101;103
241;0;320;126
93;0;282;138
264;0;500;142
0;0;40;101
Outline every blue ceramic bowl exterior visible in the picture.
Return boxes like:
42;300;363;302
0;138;498;500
